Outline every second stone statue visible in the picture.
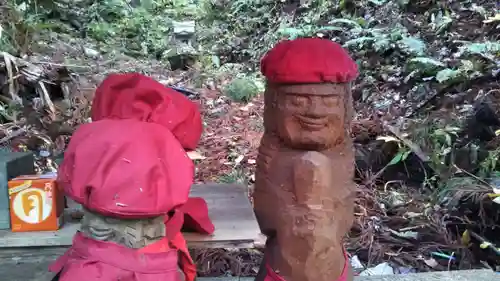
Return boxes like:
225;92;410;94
253;37;359;281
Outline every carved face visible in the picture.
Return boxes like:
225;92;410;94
275;84;347;150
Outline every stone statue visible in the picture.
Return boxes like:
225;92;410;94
253;38;359;281
50;73;214;281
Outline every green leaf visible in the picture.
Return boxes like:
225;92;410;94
464;42;500;54
480;242;492;249
401;150;412;161
399;36;426;56
343;37;376;48
328;18;363;29
408;57;446;75
409;57;445;68
435;68;461;83
493;197;500;204
458;41;500;60
368;0;388;5
388;151;404;166
278;27;307;39
444;126;461;134
211;55;221;68
397;0;410;6
373;39;391;52
430;12;453;34
461;230;471;245
317;26;344;32
445;134;452;146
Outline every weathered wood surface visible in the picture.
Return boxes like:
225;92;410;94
0;183;265;249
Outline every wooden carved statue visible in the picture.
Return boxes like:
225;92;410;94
253;38;359;281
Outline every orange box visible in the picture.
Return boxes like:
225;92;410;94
8;174;64;232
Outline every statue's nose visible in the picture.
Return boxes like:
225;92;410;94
305;97;330;117
305;102;330;118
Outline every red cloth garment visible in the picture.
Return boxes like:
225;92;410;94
58;73;211;218
49;233;181;281
169;233;197;281
50;208;208;281
179;197;215;234
263;248;350;281
58;119;193;218
260;38;359;84
53;73;215;280
138;198;214;281
91;73;202;151
164;197;215;242
139;233;196;281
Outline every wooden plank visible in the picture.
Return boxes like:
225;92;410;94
0;183;265;249
185;183;265;248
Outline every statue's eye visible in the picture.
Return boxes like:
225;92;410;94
289;95;308;107
322;96;340;107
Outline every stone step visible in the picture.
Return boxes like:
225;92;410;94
0;253;496;281
0;247;497;281
220;272;499;281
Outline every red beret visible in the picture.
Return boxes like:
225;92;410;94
260;38;359;84
91;73;202;151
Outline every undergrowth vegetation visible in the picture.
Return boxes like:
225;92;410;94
1;0;197;57
198;0;500;215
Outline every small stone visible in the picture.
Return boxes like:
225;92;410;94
83;47;100;58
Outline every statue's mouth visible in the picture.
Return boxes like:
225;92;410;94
297;116;328;130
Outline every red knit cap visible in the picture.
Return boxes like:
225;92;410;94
91;73;202;151
260;38;359;84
